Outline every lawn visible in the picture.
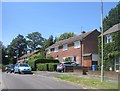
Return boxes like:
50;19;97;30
55;75;118;89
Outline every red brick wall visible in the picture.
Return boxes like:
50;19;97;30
83;30;100;54
46;43;82;64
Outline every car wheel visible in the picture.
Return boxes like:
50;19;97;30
18;70;21;74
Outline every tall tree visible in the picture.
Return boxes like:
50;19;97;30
56;32;75;42
0;41;9;65
103;2;120;32
26;32;45;51
7;34;27;64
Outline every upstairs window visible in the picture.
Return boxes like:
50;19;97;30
106;35;112;43
47;49;51;54
74;41;80;48
63;44;68;51
54;47;59;52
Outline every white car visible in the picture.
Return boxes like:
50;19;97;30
14;63;32;74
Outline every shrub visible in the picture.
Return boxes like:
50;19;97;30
37;64;47;71
36;63;57;71
27;59;36;71
47;56;54;60
35;58;59;64
48;63;57;71
26;58;59;71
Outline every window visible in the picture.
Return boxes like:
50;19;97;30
63;44;68;51
106;35;112;43
115;57;120;72
74;41;80;48
54;47;59;52
47;49;51;54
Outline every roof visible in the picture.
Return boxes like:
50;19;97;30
18;50;39;59
46;29;98;50
101;23;120;36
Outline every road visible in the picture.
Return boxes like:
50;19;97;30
2;72;83;89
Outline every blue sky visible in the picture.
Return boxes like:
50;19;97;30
2;2;118;46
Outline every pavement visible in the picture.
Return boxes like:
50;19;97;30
34;71;119;83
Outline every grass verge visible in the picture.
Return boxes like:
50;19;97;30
55;75;118;89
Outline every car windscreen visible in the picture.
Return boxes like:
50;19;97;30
20;64;29;67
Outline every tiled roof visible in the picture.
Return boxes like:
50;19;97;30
102;23;120;36
46;29;98;50
18;50;39;59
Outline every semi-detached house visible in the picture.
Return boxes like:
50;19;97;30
100;23;120;72
46;29;100;69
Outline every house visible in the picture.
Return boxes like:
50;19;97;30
101;23;120;72
17;50;39;63
46;29;100;69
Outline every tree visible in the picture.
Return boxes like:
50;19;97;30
56;32;75;42
103;3;120;32
0;41;9;65
40;35;55;58
6;34;27;64
26;32;45;51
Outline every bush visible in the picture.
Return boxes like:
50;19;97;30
27;59;36;71
47;56;54;60
35;58;59;64
36;63;57;71
37;64;47;71
26;58;59;71
48;63;57;71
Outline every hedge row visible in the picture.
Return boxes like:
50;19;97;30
35;59;59;64
36;63;57;71
26;59;59;71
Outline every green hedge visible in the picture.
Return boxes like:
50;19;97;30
37;64;47;71
36;63;57;71
26;58;59;71
48;63;57;71
25;59;36;71
35;59;59;64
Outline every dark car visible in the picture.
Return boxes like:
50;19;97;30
5;64;15;73
56;61;80;72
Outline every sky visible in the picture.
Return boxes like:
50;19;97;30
2;2;118;46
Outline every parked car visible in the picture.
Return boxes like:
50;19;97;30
14;63;32;74
5;64;15;73
56;61;80;72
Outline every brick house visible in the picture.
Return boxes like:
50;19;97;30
100;23;120;72
46;29;100;68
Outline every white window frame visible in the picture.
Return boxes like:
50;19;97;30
47;49;51;54
115;57;120;72
54;47;59;52
63;44;68;51
106;35;112;43
74;41;80;48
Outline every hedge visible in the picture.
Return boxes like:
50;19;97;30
35;59;59;64
36;63;57;71
26;58;59;71
48;63;57;71
37;64;47;71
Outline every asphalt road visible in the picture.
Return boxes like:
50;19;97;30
2;72;83;89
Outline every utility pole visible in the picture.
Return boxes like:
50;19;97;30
101;0;104;82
